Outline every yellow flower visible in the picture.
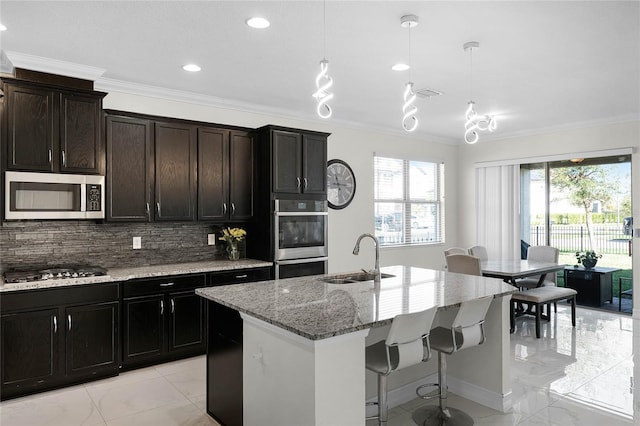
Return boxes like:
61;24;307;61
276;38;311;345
221;227;246;243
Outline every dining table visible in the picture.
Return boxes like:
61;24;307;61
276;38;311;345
481;259;566;287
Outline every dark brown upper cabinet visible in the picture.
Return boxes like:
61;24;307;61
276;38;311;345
2;79;105;174
197;128;253;221
105;115;154;222
259;126;328;196
154;122;197;221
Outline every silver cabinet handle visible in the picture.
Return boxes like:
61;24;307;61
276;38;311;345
62;150;66;167
303;178;308;190
160;282;174;287
235;274;248;279
156;202;161;215
171;299;175;314
53;315;57;333
223;203;227;214
231;203;236;215
296;177;301;188
48;149;52;164
68;314;72;331
146;203;150;216
160;300;164;315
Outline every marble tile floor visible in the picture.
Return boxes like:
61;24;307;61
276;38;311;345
0;305;635;426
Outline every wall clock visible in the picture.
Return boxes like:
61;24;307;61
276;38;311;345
327;159;356;209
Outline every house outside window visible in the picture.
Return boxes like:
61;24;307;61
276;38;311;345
374;156;444;246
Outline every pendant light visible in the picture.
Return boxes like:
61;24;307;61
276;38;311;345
313;0;333;119
463;41;496;144
401;15;418;132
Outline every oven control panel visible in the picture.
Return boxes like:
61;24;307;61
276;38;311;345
86;184;102;211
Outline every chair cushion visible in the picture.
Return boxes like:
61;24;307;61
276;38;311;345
365;340;399;375
512;286;577;304
428;327;464;355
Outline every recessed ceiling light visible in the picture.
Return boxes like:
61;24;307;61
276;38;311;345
392;63;410;71
0;24;7;31
182;64;201;72
246;17;270;29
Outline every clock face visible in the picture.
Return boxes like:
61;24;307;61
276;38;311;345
327;159;356;209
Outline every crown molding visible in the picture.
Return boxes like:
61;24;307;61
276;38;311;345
2;50;106;81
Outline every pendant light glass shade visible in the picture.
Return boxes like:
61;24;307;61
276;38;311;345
402;82;418;132
463;41;496;144
313;59;334;119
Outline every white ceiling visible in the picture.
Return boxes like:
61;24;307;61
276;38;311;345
1;1;639;144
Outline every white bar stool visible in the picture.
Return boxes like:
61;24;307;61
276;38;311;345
365;306;439;425
412;296;493;426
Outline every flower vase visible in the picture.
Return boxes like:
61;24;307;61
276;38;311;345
582;259;597;269
227;242;240;261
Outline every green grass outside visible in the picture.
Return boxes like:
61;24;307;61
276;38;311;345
557;252;632;297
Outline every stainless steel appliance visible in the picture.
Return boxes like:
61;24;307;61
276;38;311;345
3;265;108;283
274;199;328;279
5;171;105;220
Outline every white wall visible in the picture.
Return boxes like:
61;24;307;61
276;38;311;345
456;120;640;317
103;90;459;274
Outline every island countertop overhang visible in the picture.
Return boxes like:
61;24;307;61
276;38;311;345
196;265;516;341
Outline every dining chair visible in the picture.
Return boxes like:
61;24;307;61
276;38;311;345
468;245;488;261
517;245;560;289
445;254;482;276
365;306;439;425
444;247;467;256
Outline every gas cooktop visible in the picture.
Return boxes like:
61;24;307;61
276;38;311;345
3;266;108;284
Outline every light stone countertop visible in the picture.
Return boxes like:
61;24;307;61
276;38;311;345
0;259;273;292
196;265;517;340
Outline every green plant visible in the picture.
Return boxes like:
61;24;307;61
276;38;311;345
575;250;602;267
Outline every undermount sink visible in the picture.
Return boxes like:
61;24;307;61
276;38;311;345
319;271;395;284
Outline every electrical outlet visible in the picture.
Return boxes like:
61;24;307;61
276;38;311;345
208;234;216;246
133;236;142;250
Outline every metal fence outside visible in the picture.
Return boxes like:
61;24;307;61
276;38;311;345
529;225;632;255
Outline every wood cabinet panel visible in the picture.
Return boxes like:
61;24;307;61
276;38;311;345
154;122;196;221
272;130;302;194
123;295;164;363
106;115;153;221
169;291;205;350
302;133;327;194
197;127;228;220
65;302;118;377
60;92;102;173
229;131;254;220
5;84;54;171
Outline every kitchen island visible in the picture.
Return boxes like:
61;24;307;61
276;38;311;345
196;265;516;426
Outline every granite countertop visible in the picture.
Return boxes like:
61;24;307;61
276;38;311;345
0;259;273;292
196;265;516;341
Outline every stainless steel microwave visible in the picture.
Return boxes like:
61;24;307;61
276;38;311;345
5;171;105;220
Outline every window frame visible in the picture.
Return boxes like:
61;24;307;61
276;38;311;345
373;155;445;247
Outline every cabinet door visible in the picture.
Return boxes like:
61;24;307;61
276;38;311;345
198;127;228;221
1;309;60;393
122;295;164;364
106;115;153;221
60;92;103;174
65;302;118;378
229;131;254;220
5;84;55;171
272;130;302;194
155;122;196;221
302;134;327;194
168;291;205;352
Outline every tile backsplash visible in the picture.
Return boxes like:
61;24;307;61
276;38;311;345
0;221;245;273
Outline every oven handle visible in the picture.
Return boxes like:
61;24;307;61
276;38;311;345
275;211;328;217
276;257;329;265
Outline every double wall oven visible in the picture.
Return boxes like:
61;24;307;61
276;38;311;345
273;199;328;279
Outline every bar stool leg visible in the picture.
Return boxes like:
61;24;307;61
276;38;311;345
412;352;474;426
378;374;388;425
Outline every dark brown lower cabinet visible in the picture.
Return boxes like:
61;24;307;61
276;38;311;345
0;285;119;400
206;266;271;426
121;275;206;369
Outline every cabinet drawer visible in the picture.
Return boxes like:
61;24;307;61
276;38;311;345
1;284;119;313
122;274;206;298
208;267;271;286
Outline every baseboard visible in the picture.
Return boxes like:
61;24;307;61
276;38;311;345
366;373;512;414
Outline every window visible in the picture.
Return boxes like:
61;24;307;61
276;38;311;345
374;156;444;246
